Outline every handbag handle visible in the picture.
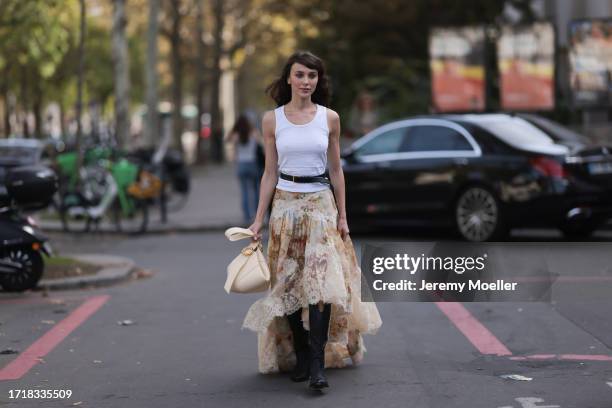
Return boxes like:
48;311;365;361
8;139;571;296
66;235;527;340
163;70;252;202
225;226;263;253
224;227;255;241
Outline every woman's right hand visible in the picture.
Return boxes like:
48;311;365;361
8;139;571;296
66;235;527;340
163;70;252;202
247;219;264;241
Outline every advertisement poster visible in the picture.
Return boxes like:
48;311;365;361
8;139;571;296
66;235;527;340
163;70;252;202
429;26;486;112
498;22;555;110
568;18;612;107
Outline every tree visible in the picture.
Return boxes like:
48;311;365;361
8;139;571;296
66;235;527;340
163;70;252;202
195;0;206;163
209;0;223;162
113;0;130;148
144;0;160;147
0;0;76;137
296;0;507;122
76;0;86;170
161;0;189;149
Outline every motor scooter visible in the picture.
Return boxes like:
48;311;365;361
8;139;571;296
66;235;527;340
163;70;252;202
0;206;53;292
0;164;58;292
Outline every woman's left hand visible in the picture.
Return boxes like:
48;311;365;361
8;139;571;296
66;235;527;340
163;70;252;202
337;216;350;240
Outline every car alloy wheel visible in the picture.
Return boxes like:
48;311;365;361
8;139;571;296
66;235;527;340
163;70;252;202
456;187;500;242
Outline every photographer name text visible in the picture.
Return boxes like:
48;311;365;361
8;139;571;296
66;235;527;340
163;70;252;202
372;279;518;292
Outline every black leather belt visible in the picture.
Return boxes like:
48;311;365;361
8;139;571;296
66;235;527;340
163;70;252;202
280;172;330;185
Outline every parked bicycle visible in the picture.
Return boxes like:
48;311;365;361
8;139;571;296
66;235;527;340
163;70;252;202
53;131;190;234
56;154;152;234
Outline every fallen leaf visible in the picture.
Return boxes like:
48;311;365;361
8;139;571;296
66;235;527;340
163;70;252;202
499;374;532;381
133;268;154;279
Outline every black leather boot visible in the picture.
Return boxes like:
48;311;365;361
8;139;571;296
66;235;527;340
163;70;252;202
287;308;309;382
308;303;331;390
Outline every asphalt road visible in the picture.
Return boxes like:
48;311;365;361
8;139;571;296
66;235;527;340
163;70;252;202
0;229;611;408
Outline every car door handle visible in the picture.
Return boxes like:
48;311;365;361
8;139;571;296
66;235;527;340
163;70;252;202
374;162;392;170
453;158;468;166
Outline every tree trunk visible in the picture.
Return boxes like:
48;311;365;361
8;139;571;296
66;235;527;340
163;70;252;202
59;99;66;138
1;66;10;137
210;0;224;163
33;73;43;138
195;0;207;164
20;68;30;138
144;0;160;148
170;0;183;150
112;0;130;149
76;0;86;171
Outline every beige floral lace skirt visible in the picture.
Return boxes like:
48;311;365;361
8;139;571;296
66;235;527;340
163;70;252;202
242;188;382;374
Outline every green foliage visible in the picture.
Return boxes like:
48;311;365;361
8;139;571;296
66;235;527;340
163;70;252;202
297;0;506;123
0;0;75;79
0;0;145;127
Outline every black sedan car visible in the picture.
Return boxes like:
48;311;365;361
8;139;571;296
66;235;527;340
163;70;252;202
0;138;45;205
341;114;612;241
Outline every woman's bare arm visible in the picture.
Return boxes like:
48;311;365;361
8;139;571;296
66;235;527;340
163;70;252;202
327;109;349;239
249;111;278;239
223;131;237;161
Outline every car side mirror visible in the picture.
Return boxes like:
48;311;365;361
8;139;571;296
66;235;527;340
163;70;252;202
341;148;357;162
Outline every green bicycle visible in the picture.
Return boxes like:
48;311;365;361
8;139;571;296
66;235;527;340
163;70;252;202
56;154;151;234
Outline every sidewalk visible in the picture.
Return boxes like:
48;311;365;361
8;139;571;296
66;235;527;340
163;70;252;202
146;163;245;232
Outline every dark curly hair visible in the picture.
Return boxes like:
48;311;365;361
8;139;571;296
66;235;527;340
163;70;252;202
231;114;253;145
265;50;331;107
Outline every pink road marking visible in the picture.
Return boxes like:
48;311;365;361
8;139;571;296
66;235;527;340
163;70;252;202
0;294;110;381
435;302;512;356
510;354;612;362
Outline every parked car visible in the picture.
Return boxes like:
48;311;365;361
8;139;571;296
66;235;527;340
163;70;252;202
516;113;591;150
341;114;612;241
0;138;45;205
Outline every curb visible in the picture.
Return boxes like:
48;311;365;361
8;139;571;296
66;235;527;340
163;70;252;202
37;254;138;291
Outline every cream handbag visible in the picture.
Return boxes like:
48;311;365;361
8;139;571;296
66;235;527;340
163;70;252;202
224;227;271;294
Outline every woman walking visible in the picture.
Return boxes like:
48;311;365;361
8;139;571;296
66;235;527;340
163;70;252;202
225;114;263;224
242;51;382;391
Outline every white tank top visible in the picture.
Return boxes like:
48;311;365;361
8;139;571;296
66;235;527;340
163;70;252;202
274;104;329;192
235;133;257;163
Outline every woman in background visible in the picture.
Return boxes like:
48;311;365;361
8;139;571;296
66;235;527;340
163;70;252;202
225;115;263;224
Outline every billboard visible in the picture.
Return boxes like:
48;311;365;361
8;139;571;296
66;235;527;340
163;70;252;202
430;27;486;112
497;22;555;110
568;19;612;107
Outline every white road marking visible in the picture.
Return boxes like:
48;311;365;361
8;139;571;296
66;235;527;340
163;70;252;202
515;397;560;408
497;397;562;408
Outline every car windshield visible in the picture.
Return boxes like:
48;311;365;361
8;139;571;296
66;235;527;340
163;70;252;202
0;146;40;162
519;114;588;144
476;116;556;148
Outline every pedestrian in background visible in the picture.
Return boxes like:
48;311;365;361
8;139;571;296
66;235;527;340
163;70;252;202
224;114;263;224
241;50;382;391
348;90;379;138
